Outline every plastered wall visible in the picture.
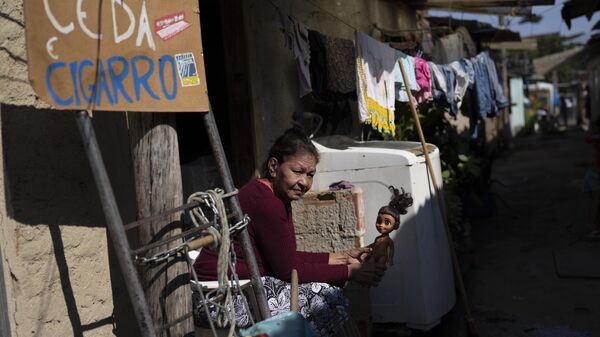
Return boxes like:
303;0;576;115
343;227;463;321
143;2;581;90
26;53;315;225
0;3;140;335
0;0;47;108
0;105;120;337
242;0;417;166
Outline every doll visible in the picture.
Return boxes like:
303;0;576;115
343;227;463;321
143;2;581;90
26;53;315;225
365;186;413;266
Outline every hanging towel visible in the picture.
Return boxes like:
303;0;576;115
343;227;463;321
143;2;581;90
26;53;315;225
322;35;356;94
356;32;397;136
309;30;356;102
414;57;433;103
393;52;419;102
273;10;311;97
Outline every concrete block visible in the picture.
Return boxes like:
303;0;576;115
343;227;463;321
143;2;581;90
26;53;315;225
292;188;364;252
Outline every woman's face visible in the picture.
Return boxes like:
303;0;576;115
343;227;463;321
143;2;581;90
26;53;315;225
267;151;317;203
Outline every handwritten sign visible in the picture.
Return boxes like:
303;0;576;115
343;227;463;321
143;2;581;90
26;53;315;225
24;0;209;112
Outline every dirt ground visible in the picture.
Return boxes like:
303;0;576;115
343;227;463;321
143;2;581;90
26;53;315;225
461;128;600;337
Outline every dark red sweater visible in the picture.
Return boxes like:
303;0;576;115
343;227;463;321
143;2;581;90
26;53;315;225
193;179;348;286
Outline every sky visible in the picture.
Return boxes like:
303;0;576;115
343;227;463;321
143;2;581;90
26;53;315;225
429;0;600;44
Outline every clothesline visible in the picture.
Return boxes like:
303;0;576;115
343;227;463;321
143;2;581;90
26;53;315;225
273;8;509;140
356;32;508;138
372;23;452;36
265;0;457;44
264;0;361;33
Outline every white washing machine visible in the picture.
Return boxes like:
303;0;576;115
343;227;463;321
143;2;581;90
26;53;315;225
311;136;455;330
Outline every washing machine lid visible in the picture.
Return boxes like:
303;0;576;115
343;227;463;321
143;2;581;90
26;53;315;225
312;136;438;171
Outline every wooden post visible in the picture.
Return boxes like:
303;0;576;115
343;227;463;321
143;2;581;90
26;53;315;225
127;112;193;336
397;60;479;336
499;15;512;141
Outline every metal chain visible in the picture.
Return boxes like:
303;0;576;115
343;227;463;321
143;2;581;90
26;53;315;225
135;242;187;265
133;187;247;266
134;216;249;266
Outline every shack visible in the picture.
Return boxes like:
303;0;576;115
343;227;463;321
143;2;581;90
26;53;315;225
0;0;553;336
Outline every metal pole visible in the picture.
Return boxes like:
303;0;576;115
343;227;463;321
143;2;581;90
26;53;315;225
499;15;512;141
0;244;12;337
201;108;271;320
75;111;157;337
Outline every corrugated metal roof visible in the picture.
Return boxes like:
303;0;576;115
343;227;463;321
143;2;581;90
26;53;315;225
532;46;584;75
427;16;521;42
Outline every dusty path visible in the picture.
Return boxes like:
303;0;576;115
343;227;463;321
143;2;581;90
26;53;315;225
467;129;600;337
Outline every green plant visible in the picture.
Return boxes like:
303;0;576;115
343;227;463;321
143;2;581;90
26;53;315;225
517;108;538;136
394;102;488;230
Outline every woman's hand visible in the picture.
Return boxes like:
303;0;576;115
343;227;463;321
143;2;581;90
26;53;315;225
329;247;372;265
347;262;386;286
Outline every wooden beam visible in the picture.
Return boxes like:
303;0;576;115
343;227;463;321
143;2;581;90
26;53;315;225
487;40;538;50
127;112;193;337
408;0;554;10
433;6;533;16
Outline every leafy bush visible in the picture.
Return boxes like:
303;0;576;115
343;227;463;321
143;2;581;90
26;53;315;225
394;102;489;234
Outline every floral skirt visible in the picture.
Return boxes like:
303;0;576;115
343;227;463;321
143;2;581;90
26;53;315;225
194;276;349;337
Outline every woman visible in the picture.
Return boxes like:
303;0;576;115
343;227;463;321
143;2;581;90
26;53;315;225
194;128;386;336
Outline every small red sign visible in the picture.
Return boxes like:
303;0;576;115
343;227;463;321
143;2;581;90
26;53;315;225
154;12;191;41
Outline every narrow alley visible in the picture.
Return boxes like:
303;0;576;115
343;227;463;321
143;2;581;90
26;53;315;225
467;128;600;337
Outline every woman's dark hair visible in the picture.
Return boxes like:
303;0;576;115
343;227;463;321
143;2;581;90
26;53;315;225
378;186;413;229
261;128;320;178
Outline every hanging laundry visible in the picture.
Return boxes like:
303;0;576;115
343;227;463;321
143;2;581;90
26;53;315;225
416;16;435;58
309;30;356;99
471;54;494;118
428;62;448;102
459;58;479;138
308;30;328;99
449;61;469;110
467;89;480;139
414;57;433;104
438;64;457;116
440;33;465;63
322;35;356;94
393;52;419;102
356;32;397;136
481;51;509;111
431;38;449;64
460;58;475;89
273;9;311;97
455;26;477;57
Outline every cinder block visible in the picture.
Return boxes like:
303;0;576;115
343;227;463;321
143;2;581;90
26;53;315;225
292;187;365;253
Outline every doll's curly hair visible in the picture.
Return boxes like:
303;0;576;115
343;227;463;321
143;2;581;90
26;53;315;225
378;186;413;229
